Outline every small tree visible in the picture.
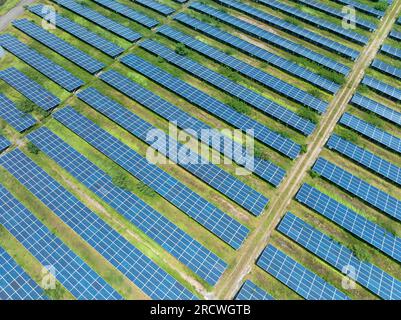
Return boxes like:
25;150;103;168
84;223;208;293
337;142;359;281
175;43;189;56
27;142;40;155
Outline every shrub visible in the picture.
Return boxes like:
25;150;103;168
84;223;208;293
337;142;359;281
111;173;129;190
175;43;189;56
27;142;40;155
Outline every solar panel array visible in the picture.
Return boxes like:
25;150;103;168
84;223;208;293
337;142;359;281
389;30;401;41
28;127;227;286
174;13;340;93
120;54;302;159
351;93;401;126
12;19;104;74
329;0;384;17
0;34;83;91
0;246;45;300
0;183;122;300
372;59;401;80
257;244;349;300
53;106;249;250
93;0;158;28
362;75;401;101
0;149;196;300
340;112;401;154
235;280;274;300
215;0;358;59
77;87;268;216
0;68;60;111
139;39;318;135
55;0;142;42
296;183;401;263
189;2;351;74
135;0;175;16
0;136;10;152
278;212;401;300
28;4;124;58
313;157;401;221
381;44;401;61
253;0;368;45
100;70;286;186
327;134;401;186
0;94;35;132
157;25;328;113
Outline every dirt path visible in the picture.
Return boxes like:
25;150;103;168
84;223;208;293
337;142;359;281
213;0;401;300
0;0;36;32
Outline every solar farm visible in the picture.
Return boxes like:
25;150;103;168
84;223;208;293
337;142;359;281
0;0;401;302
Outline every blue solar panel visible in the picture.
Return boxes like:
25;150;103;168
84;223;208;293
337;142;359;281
389;30;401;41
278;212;401;300
0;183;122;300
77;87;268;216
157;25;328;113
120;54;301;159
28;4;124;58
0;34;83;91
313;157;401;221
12;19;104;74
351;93;401;127
135;0;175;16
0;149;196;300
253;0;368;45
362;75;401;101
189;2;351;74
327;134;401;186
235;280;274;300
174;13;340;93
0;136;10;152
93;0;158;28
257;244;349;300
0;246;45;300
371;59;401;80
339;112;401;154
27;127;227;286
296;183;401;263
381;44;401;61
328;0;384;17
53;106;249;250
216;0;359;59
0;94;35;132
139;39;317;134
100;69;286;187
54;0;142;42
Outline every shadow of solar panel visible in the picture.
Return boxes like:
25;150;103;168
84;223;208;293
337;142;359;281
53;106;249;250
362;75;401;101
278;212;401;300
0;136;10;153
0;149;196;300
0;184;122;300
0;246;45;300
135;0;175;16
120;54;301;159
235;280;274;300
0;94;36;132
99;69;286;187
27;127;227;286
257;244;349;300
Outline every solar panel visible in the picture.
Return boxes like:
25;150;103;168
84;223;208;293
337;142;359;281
257;244;349;300
339;112;401;154
93;0;158;28
215;0;359;59
296;183;401;263
0;246;45;300
327;134;401;186
0;94;36;132
139;39;317;134
235;280;274;300
278;212;401;300
0;136;10;153
77;87;268;216
28;4;124;58
389;30;401;41
174;13;340;93
351;93;401;126
135;0;175;16
120;54;301;159
313;157;401;221
54;0;142;42
253;0;368;45
53;106;249;250
362;75;401;101
189;2;351;74
328;0;384;18
27;127;227;286
0;68;60;111
0;183;122;300
0;34;83;91
0;149;196;300
100;70;286;187
157;25;328;113
381;44;401;61
12;19;104;74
